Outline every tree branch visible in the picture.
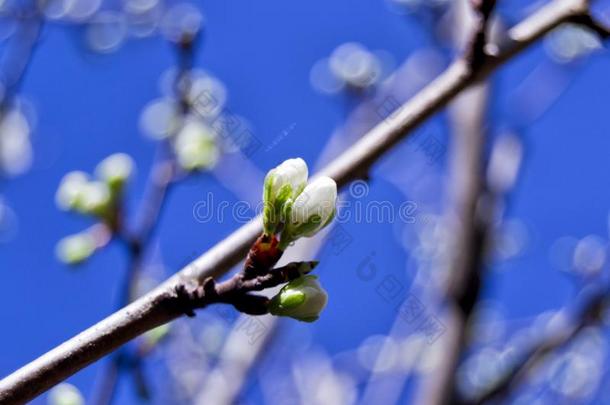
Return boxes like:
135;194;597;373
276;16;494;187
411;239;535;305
0;0;606;402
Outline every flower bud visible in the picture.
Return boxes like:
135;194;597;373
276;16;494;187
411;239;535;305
48;383;84;405
174;120;219;171
56;172;112;217
56;233;96;265
269;275;328;322
263;158;308;235
78;181;112;217
281;176;337;247
95;153;134;190
55;171;89;211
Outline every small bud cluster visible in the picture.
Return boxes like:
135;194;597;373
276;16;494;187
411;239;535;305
55;153;134;265
262;158;338;250
269;275;328;322
258;158;337;322
173;119;219;172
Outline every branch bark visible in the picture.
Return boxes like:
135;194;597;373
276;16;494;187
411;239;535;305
0;0;604;402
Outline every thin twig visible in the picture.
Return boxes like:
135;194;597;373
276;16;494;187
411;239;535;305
0;1;605;402
92;34;196;405
415;2;497;404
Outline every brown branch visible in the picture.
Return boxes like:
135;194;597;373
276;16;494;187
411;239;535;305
466;0;497;70
0;0;606;403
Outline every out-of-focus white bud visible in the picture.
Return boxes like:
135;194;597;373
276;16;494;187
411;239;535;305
174;120;219;171
78;181;112;216
269;275;328;322
55;171;90;211
263;158;308;235
545;23;602;63
329;43;381;90
281;176;337;247
56;233;96;265
56;172;112;217
48;383;84;405
95;153;134;190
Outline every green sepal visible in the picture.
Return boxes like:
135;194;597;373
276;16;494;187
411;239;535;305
279;289;306;309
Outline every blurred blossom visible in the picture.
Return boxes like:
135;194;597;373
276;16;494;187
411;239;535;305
188;73;227;119
552;234;607;277
56;169;112;216
79;181;112;216
123;0;162;38
66;0;102;21
48;383;84;405
329;43;381;89
43;0;76;20
94;152;135;189
122;0;158;14
493;219;529;261
0;108;32;176
311;43;388;94
173;119;219;171
547;350;602;399
139;97;178;139
0;197;17;243
292;352;356;405
159;68;227;119
309;58;343;94
572;235;606;276
86;11;128;53
55;171;89;211
197;318;227;356
487;134;523;194
401;215;447;261
56;233;96;265
457;348;506;395
161;3;203;43
357;335;398;373
544;23;602;63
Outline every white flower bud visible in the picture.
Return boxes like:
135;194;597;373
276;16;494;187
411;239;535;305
174;120;219;171
281;176;337;246
269;275;328;322
263;158;308;234
56;172;112;217
95;153;134;189
56;233;96;265
78;181;112;216
55;171;89;211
